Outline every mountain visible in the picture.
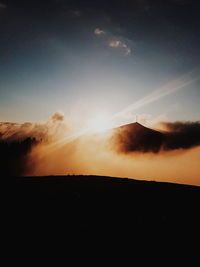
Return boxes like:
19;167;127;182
111;122;164;153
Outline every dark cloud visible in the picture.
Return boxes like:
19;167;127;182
111;121;200;153
0;135;37;176
0;112;66;176
0;121;45;176
162;121;200;150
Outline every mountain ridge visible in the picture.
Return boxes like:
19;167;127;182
13;174;200;243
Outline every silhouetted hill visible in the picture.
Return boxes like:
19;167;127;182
112;122;164;152
11;175;200;249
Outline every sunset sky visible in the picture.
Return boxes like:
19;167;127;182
0;0;199;124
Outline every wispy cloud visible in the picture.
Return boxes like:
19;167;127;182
94;28;131;56
51;112;65;123
94;28;106;35
109;39;131;55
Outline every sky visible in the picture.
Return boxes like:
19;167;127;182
0;0;200;124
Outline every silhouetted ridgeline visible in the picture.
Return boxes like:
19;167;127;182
13;175;200;246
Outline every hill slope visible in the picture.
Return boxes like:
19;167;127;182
13;175;200;243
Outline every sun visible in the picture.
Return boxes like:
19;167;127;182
88;113;111;133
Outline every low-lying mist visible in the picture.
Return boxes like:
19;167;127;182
1;113;200;186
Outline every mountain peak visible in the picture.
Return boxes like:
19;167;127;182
113;121;163;153
118;121;153;131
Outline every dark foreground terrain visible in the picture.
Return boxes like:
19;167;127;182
12;175;200;247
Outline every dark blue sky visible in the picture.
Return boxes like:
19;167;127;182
0;0;199;123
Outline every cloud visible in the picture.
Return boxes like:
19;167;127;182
94;28;106;35
112;121;200;153
109;39;131;55
27;120;200;186
160;121;200;150
51;112;65;122
94;27;132;56
1;117;200;185
0;112;68;176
